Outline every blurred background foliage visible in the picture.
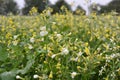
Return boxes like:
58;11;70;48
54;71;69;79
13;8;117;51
0;0;18;15
0;0;120;15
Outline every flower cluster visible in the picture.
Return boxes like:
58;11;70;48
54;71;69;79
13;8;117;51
0;8;120;80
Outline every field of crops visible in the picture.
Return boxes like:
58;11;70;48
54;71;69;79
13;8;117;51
0;8;120;80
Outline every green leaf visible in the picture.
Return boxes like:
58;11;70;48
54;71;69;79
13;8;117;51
0;70;17;80
0;46;8;61
0;58;35;80
90;72;96;75
18;59;35;74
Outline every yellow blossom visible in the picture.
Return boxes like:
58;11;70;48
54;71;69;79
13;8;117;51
12;40;18;46
6;33;12;39
49;71;53;79
84;47;90;56
56;63;61;69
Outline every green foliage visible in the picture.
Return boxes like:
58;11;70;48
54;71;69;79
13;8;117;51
0;0;18;15
0;46;8;61
0;70;16;80
50;0;70;14
0;10;120;80
23;0;47;15
100;0;120;13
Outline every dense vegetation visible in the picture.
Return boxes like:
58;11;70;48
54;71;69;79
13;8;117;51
0;8;120;80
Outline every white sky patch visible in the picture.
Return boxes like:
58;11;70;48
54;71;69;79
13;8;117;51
14;0;25;10
49;0;58;5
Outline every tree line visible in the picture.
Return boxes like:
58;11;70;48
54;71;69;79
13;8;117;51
0;0;120;15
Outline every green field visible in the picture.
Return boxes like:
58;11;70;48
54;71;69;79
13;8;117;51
0;10;120;80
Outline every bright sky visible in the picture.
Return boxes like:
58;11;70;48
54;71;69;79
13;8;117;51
14;0;25;9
